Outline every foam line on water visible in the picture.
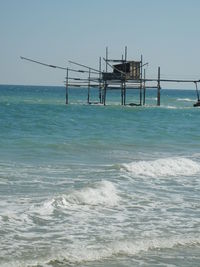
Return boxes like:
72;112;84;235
47;236;200;263
121;157;200;178
3;235;200;266
177;98;195;102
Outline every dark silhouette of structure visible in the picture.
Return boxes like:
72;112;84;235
21;47;200;106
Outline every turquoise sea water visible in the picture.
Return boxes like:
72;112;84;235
0;84;200;267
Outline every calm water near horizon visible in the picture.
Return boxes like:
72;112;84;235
0;84;200;267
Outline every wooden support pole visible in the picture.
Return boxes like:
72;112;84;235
140;86;142;105
124;46;127;106
65;68;69;104
87;68;91;104
121;53;124;105
194;82;200;101
125;46;127;62
121;82;124;105
99;57;102;103
104;47;108;105
103;82;107;106
101;83;104;104
124;82;126;105
140;55;143;105
143;69;146;105
157;66;161;106
106;47;108;72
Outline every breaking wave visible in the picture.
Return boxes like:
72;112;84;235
34;180;120;216
3;236;200;267
121;157;200;178
64;180;120;206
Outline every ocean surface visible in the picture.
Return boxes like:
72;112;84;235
0;84;200;267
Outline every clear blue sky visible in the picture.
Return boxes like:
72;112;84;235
0;0;200;88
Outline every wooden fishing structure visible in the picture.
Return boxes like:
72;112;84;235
20;47;200;107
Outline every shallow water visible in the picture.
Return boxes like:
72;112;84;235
0;85;200;266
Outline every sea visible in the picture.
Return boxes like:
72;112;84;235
0;84;200;267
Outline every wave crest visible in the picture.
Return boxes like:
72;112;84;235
122;157;200;178
34;181;120;216
64;180;120;206
49;236;200;264
3;235;200;266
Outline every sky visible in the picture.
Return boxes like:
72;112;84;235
0;0;200;88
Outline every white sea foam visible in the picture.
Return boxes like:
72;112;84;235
177;98;195;102
64;180;120;206
46;236;200;264
161;105;178;109
3;235;199;266
111;236;200;256
122;157;200;178
35;181;120;216
33;199;55;216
